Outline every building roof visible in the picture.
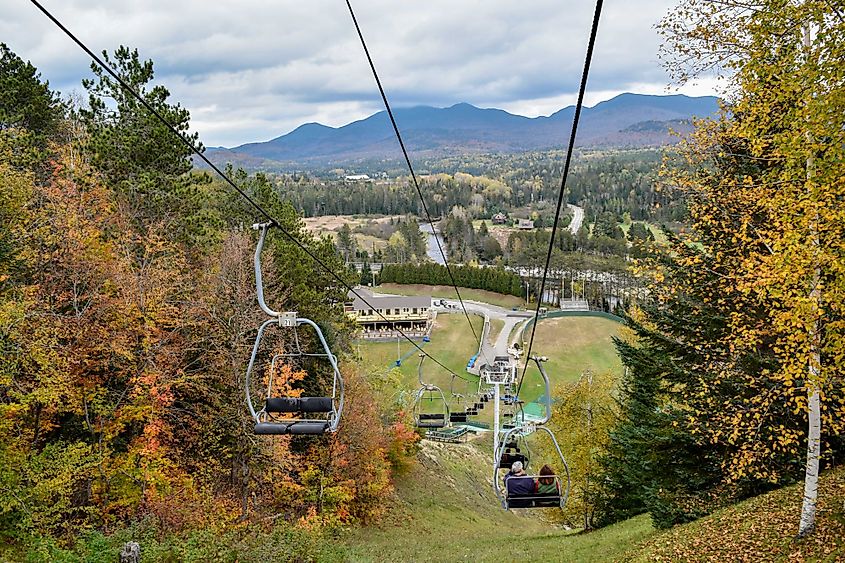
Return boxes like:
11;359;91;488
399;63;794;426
348;287;431;311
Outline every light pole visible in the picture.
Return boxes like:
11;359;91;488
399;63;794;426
525;279;530;307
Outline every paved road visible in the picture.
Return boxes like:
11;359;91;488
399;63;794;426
433;299;531;371
567;203;584;235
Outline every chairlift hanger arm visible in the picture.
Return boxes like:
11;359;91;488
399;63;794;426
253;222;281;318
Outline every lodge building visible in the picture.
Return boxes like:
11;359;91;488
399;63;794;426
346;287;432;339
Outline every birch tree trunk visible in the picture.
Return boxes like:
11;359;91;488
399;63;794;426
798;19;821;539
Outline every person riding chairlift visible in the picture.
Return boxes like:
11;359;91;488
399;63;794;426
536;464;560;495
504;460;535;496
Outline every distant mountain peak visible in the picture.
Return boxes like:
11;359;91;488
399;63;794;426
202;93;720;170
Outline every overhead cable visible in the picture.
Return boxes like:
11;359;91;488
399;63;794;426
516;0;604;398
345;0;491;367
28;0;470;381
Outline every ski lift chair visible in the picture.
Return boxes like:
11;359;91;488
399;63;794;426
449;411;469;424
414;386;450;428
413;355;450;429
495;424;570;510
246;224;344;435
492;356;570;510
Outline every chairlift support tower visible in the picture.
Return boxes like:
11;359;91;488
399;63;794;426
481;355;517;463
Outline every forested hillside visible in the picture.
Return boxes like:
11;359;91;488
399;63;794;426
253;150;674;224
0;44;417;558
204;94;719;168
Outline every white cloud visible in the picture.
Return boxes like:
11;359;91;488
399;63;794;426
2;0;720;146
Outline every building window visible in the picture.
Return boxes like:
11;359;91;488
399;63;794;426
412;308;418;314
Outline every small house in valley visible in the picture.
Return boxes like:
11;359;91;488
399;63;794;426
344;174;371;182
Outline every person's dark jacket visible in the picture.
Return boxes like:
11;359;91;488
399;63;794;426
505;473;535;496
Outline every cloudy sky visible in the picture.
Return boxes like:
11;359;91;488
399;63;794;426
3;0;720;147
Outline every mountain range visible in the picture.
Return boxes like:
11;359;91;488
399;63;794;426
204;93;720;170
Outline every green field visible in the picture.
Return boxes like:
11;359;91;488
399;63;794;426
518;316;625;404
356;309;624;425
377;283;525;309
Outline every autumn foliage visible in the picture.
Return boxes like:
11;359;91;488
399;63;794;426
0;45;416;550
602;1;845;531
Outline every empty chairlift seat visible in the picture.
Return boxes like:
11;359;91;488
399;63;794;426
254;396;335;435
417;413;447;428
245;224;344;437
413;355;450;430
449;412;469;423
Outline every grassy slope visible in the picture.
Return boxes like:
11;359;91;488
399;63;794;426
519;316;625;404
338;437;844;563
336;439;654;562
377;283;525;309
630;466;845;562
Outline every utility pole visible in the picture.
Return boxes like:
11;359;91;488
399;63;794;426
395;322;401;366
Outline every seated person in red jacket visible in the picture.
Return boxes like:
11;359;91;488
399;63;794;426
504;460;536;496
